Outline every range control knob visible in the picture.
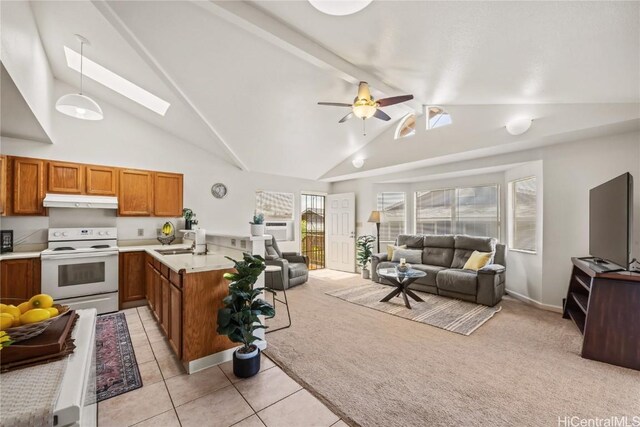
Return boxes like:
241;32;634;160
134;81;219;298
98;231;105;236
75;203;80;207
105;231;111;236
62;232;69;237
53;232;61;237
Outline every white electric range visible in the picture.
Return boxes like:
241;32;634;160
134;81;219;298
41;227;119;314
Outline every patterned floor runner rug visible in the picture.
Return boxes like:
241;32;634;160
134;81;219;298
96;312;142;402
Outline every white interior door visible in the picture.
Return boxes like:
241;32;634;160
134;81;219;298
326;192;356;272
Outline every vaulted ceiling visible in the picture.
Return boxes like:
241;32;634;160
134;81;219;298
12;1;640;181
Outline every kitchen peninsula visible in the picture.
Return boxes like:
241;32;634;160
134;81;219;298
120;233;269;374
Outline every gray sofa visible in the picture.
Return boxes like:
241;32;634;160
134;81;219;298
265;237;309;289
371;234;506;306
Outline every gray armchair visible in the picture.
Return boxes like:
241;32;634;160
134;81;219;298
264;237;309;289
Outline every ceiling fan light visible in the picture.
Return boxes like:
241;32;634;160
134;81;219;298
56;93;104;120
352;158;365;168
308;0;372;16
505;117;532;136
353;104;377;119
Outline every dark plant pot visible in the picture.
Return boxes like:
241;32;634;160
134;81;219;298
233;347;261;378
185;219;192;230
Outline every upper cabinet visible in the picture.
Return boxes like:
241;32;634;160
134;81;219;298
154;172;183;217
119;169;154;216
0;156;7;216
86;165;117;196
47;161;84;194
12;157;45;216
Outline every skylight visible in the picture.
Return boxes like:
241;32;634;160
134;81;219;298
64;46;170;116
426;106;452;130
395;113;416;139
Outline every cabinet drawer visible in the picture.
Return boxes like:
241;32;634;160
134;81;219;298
169;269;182;288
160;263;170;278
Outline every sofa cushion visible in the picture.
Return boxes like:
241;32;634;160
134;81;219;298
288;263;308;278
422;247;454;268
386;244;406;259
463;251;493;271
265;245;279;260
396;235;424;249
424;235;455;248
436;269;478;295
451;235;497;268
392;249;422;264
411;264;446;287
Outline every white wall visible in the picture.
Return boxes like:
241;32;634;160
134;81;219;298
330;130;640;309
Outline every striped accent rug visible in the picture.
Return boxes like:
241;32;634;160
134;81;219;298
326;283;501;335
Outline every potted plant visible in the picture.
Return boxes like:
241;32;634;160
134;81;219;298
217;253;275;378
183;208;196;230
250;213;265;236
356;235;376;279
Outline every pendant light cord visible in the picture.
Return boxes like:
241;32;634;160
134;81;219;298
79;40;84;95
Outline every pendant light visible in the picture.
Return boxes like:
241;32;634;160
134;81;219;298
56;34;103;121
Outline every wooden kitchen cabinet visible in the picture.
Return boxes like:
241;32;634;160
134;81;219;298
86;165;117;196
118;169;154;216
12;157;45;215
153;267;162;322
0;258;41;301
47;161;84;194
169;283;182;357
160;275;170;336
119;251;146;308
0;156;7;215
154;172;183;217
146;261;155;311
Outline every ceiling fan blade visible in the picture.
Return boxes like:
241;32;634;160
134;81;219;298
376;94;414;107
318;102;352;107
339;112;354;123
373;109;391;121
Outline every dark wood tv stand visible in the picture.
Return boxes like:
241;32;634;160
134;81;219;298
563;258;640;371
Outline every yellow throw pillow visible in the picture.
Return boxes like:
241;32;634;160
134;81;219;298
463;251;493;271
387;244;406;259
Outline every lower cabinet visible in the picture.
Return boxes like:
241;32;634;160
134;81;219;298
160;275;170;335
153;268;162;322
0;258;41;301
145;261;155;311
169;283;182;358
119;252;146;307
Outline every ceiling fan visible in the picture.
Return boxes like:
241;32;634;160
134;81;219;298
318;81;413;135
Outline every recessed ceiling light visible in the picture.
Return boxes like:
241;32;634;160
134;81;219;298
505;117;533;136
352;158;365;168
64;46;170;116
308;0;372;16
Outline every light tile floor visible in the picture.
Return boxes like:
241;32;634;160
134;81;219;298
98;306;345;427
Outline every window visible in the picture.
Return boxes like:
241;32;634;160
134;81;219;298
395;114;416;139
255;191;294;220
415;185;500;239
377;192;406;245
426;106;452;130
509;177;537;252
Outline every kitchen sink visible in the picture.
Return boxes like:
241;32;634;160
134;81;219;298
155;248;193;256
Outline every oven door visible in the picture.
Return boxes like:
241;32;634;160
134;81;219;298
41;252;118;300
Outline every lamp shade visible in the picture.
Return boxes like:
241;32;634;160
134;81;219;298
56;93;103;120
368;210;381;223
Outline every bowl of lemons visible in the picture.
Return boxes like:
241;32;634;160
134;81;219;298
0;294;69;343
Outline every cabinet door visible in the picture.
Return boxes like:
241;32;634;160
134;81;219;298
12;157;45;215
161;275;170;336
169;283;182;358
47;161;84;194
153;268;162;322
86;165;117;196
154;172;183;217
119;252;146;307
0;259;35;301
119;169;154;216
0;155;6;215
146;262;155;311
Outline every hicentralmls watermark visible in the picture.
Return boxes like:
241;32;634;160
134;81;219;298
558;416;640;427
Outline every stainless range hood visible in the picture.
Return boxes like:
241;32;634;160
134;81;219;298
43;194;118;209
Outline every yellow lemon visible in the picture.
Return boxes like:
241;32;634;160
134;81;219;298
47;307;59;317
17;301;31;314
29;294;54;309
1;305;21;321
0;313;14;330
0;303;6;311
20;309;51;325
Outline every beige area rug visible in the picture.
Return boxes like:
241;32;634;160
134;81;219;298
326;283;501;335
264;271;640;427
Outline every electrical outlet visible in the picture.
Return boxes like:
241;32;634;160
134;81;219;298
231;239;236;246
137;228;144;237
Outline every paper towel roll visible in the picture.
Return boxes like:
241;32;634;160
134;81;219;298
196;228;206;246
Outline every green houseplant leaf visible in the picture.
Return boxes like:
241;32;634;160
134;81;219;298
216;252;275;354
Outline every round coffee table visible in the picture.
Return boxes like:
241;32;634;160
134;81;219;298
377;268;427;309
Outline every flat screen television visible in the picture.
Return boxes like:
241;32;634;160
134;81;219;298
589;172;633;269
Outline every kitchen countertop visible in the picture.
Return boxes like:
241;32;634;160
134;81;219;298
0;251;43;261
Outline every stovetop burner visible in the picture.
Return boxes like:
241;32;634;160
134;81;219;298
53;247;76;251
91;245;111;249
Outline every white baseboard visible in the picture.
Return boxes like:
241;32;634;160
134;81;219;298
505;289;563;313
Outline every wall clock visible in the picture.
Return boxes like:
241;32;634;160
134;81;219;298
211;183;228;199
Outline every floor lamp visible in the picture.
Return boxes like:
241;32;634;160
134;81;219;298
368;210;382;253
